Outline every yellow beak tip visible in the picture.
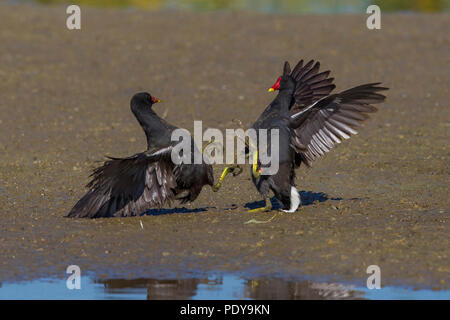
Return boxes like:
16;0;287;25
268;88;275;92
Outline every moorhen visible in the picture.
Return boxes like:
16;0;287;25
67;92;216;218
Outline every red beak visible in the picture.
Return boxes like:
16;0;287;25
152;97;161;103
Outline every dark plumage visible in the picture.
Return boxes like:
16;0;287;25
250;59;388;212
67;92;214;218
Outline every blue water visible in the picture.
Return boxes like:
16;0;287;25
1;275;448;300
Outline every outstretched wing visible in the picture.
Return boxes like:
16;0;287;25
67;146;177;218
290;83;388;166
289;59;336;114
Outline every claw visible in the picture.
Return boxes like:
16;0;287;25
232;165;243;177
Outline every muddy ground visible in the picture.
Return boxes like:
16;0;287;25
0;3;448;290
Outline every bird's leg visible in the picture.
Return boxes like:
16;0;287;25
204;136;237;192
232;122;261;179
212;166;230;192
212;161;244;192
202;137;218;154
251;149;261;179
248;198;272;213
212;164;243;192
212;137;245;192
213;118;259;192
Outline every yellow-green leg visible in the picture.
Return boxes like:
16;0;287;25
251;150;261;179
202;138;220;154
212;165;242;192
248;198;272;213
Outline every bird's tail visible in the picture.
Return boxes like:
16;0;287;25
281;186;301;213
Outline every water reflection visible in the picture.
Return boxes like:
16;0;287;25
96;276;364;299
99;278;205;299
20;0;450;13
244;278;360;299
1;275;449;299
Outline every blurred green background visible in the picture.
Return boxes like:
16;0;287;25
10;0;450;13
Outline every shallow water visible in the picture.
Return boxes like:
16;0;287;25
1;275;449;300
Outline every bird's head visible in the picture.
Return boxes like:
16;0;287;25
268;61;295;92
131;92;161;110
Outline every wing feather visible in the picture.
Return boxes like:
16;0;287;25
290;83;388;166
290;59;336;113
67;147;177;218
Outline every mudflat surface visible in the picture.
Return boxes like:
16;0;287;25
0;3;448;289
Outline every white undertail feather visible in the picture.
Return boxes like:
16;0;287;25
281;186;301;213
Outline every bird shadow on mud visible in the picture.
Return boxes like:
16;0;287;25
141;191;347;215
141;203;242;216
141;206;215;216
244;191;343;210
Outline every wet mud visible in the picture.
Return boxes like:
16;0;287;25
0;3;448;289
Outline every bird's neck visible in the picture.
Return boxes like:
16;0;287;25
133;108;168;148
133;107;156;129
273;87;295;113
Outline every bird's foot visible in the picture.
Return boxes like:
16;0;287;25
212;183;222;192
248;200;272;213
230;165;243;177
212;165;242;192
247;207;272;213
